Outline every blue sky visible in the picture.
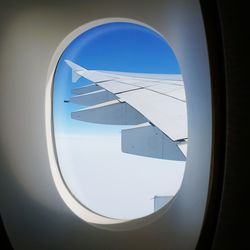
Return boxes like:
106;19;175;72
53;22;181;135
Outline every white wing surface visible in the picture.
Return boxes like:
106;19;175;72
65;60;187;161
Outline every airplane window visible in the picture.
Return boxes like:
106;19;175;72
53;22;187;220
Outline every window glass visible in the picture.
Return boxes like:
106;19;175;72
53;22;187;220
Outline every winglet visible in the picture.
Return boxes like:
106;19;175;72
65;59;87;83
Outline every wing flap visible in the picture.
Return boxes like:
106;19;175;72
71;101;147;125
71;84;103;95
122;123;186;161
70;90;117;106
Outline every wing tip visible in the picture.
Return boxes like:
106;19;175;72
64;59;88;71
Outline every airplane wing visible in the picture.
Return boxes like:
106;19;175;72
65;60;187;161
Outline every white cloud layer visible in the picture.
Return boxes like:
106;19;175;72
55;134;185;220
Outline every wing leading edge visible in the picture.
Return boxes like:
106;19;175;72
64;59;187;161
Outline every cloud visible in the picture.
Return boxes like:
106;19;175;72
55;134;185;219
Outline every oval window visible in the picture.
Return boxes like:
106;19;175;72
53;21;187;220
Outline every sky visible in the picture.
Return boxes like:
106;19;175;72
53;22;181;135
53;22;185;220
